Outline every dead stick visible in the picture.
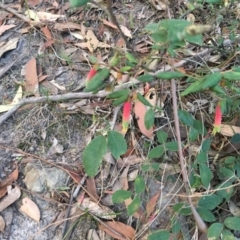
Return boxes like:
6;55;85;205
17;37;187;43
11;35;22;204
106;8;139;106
0;3;42;26
0;48;212;126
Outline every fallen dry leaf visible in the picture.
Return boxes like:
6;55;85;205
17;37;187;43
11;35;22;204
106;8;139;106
0;86;22;113
54;22;82;31
59;165;82;184
99;220;135;240
71;31;84;40
0;24;16;36
40;80;58;95
25;58;39;96
86;30;99;53
0;167;19;198
86;177;99;203
102;19;132;38
0;38;19;57
37;12;64;22
80;198;116;220
41;26;53;42
120;25;132;38
134;100;153;139
20;197;40;222
0;215;5;232
146;192;160;218
0;186;21;212
220;124;240;137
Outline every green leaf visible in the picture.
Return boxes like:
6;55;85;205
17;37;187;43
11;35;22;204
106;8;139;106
112;190;132;203
148;146;165;159
201;138;211;152
144;108;155;130
157;130;168;144
145;23;160;32
127;196;140;216
196;207;216;222
200;163;213;188
180;78;205;96
217;166;235;180
160;19;202;45
82;135;107;177
207;223;223;240
148;230;170;240
125;52;138;64
108;89;129;99
165;141;178;151
85;68;110;92
137;93;153;107
134;175;145;194
216;180;234;200
107;131;127;159
178;110;194;126
202;72;222;89
70;0;90;7
155;71;185;79
196;151;208;164
222;229;235;240
224;217;240;230
151;30;167;44
231;133;240;143
211;85;226;95
120;66;132;72
189;127;199;141
193;120;207;136
198;194;222;210
138;74;154;82
112;95;129;106
222;71;240;81
173;203;192;216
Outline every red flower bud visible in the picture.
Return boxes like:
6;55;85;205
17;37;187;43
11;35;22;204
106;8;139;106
212;104;222;135
122;101;131;134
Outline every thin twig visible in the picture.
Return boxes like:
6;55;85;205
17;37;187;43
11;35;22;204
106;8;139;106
0;3;41;26
0;48;212;126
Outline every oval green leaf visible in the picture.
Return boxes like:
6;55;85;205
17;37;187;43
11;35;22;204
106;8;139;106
127;196;140;216
112;190;132;203
70;0;90;7
165;141;178;151
178;110;194;126
148;230;170;240
144;108;155;130
148;146;165;159
156;130;168;144
224;217;240;230
82;135;107;177
180;78;205;96
134;175;145;194
138;74;155;82
207;223;223;240
198;194;222;210
155;71;185;79
196;207;216;222
108;89;129;99
107;130;127;159
200;163;213;188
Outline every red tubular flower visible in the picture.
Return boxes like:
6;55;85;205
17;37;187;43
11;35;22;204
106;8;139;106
212;103;222;135
122;101;131;134
85;68;97;83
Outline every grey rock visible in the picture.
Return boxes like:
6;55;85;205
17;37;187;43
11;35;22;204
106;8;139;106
23;163;68;193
